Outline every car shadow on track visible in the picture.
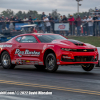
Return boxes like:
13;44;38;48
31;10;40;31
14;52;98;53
0;65;97;76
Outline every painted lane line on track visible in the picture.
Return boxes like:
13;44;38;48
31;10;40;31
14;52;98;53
0;80;100;95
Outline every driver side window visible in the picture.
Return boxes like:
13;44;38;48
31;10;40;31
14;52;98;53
20;35;37;43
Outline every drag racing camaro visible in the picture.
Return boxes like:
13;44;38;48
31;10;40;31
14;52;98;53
0;33;98;72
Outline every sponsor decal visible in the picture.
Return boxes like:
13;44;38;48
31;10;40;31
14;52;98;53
0;45;12;48
26;60;30;63
58;24;66;29
12;59;43;65
15;49;40;57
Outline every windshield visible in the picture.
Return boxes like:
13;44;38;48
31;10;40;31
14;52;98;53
36;34;67;43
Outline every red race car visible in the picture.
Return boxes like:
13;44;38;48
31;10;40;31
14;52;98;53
0;33;98;72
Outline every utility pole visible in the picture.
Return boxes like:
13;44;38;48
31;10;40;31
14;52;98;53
76;0;83;14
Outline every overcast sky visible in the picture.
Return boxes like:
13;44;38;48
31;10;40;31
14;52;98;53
0;0;100;16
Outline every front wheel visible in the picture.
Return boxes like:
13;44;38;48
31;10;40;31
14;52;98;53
81;64;94;71
1;51;15;69
45;53;58;72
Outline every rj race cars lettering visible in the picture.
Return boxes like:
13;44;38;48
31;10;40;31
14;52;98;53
0;45;12;48
15;49;40;57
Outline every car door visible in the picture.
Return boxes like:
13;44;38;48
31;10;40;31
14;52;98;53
14;35;41;64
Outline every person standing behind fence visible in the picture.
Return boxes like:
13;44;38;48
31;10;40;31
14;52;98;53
44;16;51;33
32;27;37;33
1;15;6;31
62;15;68;23
29;16;33;24
48;13;51;20
54;17;59;34
87;16;93;36
82;16;88;36
23;16;28;23
33;16;38;25
93;14;98;36
0;16;2;33
41;12;46;33
62;15;68;36
68;15;75;35
97;14;100;36
41;12;46;20
49;16;54;33
76;15;81;36
15;16;20;22
5;17;10;29
60;16;63;22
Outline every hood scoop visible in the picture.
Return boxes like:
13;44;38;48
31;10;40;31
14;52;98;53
67;39;84;46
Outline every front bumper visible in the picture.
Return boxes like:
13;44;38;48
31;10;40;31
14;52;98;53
57;51;98;65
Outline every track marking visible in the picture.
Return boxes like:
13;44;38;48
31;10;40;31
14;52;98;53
0;80;100;95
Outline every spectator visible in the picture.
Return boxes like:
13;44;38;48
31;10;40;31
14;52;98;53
68;15;75;35
1;15;6;31
93;14;98;36
33;16;38;25
49;16;54;33
5;17;10;29
37;19;42;32
87;16;93;36
0;16;2;33
10;16;15;21
60;16;63;22
44;16;51;33
23;16;28;24
82;16;88;36
54;17;59;34
41;17;45;33
10;16;15;27
33;16;38;31
48;13;51;20
98;14;100;36
95;9;99;16
32;27;37;33
62;15;68;36
62;15;67;23
29;16;33;24
41;12;45;20
15;16;20;22
54;17;59;23
23;16;28;21
76;15;81;36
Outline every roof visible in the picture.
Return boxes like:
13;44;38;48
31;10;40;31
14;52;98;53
12;33;56;38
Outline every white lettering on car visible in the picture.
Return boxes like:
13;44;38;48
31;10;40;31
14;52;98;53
15;49;40;57
0;45;12;48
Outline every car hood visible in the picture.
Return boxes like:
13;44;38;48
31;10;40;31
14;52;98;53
51;39;96;49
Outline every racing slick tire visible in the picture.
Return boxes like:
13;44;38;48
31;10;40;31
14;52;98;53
81;64;94;71
1;51;16;69
34;65;46;70
45;53;58;72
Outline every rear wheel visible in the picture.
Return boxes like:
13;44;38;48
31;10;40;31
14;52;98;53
45;53;58;72
34;65;46;70
1;51;15;69
81;64;94;71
